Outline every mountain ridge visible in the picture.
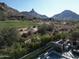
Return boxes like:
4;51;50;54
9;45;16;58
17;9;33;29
21;9;48;19
0;2;48;20
0;2;79;21
52;10;79;20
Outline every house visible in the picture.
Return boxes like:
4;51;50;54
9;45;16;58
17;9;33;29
8;15;25;20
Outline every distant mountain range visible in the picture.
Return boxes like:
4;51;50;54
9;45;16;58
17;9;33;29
0;2;79;21
52;10;79;21
0;2;48;20
21;9;48;19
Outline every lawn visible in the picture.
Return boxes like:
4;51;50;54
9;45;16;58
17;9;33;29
0;20;39;29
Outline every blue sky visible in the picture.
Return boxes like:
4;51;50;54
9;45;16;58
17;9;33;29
0;0;79;17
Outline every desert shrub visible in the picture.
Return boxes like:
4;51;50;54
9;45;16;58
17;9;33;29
38;24;53;35
70;31;79;41
53;32;68;41
40;34;52;46
0;27;20;48
25;34;52;51
8;42;28;59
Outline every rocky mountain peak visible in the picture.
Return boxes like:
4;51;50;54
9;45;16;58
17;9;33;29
0;2;6;6
30;9;36;13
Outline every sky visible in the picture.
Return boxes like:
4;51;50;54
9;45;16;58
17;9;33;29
0;0;79;17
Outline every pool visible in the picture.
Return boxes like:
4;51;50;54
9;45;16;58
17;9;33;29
47;52;65;59
37;51;66;59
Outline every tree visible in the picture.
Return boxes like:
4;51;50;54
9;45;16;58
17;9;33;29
0;10;6;21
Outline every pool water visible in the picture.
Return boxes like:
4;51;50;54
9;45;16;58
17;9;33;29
37;52;66;59
47;52;65;59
